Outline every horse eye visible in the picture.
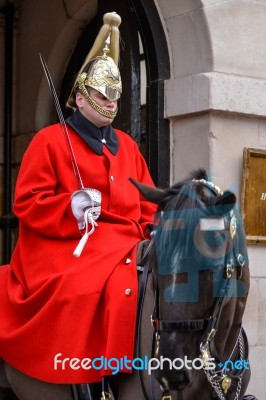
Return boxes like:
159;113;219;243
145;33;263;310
154;211;163;226
204;230;226;247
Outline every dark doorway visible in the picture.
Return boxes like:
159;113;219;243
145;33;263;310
61;0;170;187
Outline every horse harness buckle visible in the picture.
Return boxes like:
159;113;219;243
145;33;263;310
225;257;237;279
101;392;112;400
219;375;232;394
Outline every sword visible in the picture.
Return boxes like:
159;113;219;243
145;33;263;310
39;53;84;189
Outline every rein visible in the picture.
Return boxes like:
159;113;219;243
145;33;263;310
136;239;173;400
136;239;155;400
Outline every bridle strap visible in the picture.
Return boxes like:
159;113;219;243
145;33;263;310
136;239;155;400
200;247;246;349
158;319;209;332
201;277;229;344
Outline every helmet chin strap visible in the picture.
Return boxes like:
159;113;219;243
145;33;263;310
86;90;118;119
77;76;118;119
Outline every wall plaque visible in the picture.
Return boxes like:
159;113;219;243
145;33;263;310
241;147;266;244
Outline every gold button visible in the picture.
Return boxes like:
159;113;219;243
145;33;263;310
125;258;131;264
110;176;114;181
125;289;132;296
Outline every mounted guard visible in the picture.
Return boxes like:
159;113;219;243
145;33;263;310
0;11;156;400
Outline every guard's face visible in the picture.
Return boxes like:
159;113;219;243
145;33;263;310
76;89;118;128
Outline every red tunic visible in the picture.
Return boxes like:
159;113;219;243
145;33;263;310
0;124;156;383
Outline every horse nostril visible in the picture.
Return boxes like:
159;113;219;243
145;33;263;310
176;371;190;385
159;370;191;391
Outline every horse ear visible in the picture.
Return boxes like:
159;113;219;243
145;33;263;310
214;190;236;213
129;178;166;205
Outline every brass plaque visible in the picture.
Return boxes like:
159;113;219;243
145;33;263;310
241;148;266;244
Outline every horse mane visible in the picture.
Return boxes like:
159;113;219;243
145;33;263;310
154;169;228;275
160;169;210;208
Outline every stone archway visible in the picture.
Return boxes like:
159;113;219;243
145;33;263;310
35;1;97;130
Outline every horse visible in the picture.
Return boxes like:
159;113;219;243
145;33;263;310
122;168;252;400
0;169;254;400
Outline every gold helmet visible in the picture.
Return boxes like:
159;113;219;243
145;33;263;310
67;12;122;119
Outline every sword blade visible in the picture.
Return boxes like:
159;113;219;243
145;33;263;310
39;53;84;189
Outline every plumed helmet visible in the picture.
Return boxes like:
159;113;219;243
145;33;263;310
67;12;122;111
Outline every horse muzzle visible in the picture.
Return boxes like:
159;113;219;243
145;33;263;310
156;367;193;391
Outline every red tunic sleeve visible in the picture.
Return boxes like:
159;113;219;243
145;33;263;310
13;128;79;238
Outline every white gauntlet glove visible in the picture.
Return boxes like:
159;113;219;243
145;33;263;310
71;188;101;230
71;188;101;257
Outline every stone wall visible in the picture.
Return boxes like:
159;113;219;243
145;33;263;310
159;0;266;397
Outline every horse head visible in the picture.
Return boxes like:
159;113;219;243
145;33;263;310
131;169;250;398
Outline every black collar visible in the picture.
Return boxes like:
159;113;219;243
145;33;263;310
66;110;119;155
